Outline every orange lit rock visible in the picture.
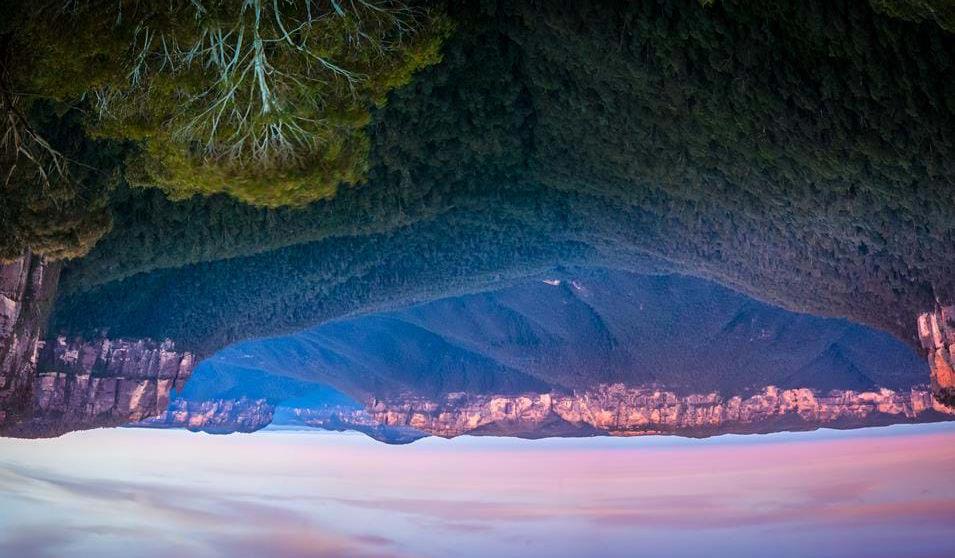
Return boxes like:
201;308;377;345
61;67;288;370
917;306;955;406
354;384;955;439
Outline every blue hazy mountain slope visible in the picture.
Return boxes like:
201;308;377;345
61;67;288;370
183;269;927;407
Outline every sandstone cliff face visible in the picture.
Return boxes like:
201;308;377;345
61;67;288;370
134;382;955;444
362;384;955;439
1;336;196;438
135;398;425;442
918;305;955;407
0;253;60;429
1;252;197;438
137;398;275;434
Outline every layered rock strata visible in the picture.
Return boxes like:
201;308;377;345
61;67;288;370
137;398;275;434
363;384;955;439
918;305;955;407
135;399;425;443
1;336;195;438
2;252;196;438
133;384;955;443
0;252;60;429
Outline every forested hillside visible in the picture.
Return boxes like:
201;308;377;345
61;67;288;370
46;0;955;353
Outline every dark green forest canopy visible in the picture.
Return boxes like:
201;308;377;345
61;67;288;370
51;0;955;353
870;0;955;32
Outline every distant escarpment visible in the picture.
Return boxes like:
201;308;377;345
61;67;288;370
131;384;955;444
279;406;428;444
137;398;274;434
134;397;426;443
362;384;955;440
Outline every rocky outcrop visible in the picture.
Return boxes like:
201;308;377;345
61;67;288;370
1;336;195;438
918;305;955;407
135;398;425;442
362;384;955;439
0;252;60;429
2;251;198;438
134;383;955;444
37;336;194;386
137;398;275;434
281;406;427;444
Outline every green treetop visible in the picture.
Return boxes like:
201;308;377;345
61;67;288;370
22;0;452;207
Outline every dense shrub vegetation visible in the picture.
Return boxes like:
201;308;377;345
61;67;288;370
1;0;451;259
0;8;121;261
0;107;118;261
